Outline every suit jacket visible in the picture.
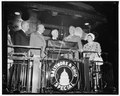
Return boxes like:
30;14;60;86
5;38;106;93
30;32;46;56
64;35;82;51
14;30;29;53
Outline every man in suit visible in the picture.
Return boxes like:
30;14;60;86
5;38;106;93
64;26;83;52
64;26;83;59
14;21;30;53
9;21;30;91
30;24;46;58
30;24;46;93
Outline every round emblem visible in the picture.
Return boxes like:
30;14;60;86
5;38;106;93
50;59;79;91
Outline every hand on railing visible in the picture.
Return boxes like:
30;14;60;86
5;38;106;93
41;52;46;59
79;49;83;52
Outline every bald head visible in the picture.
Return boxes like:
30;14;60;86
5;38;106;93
21;21;29;32
75;27;83;38
51;29;59;39
37;24;45;34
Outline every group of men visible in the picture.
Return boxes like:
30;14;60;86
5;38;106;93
8;20;103;93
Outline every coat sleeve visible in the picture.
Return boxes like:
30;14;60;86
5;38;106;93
77;38;82;51
30;33;35;46
41;36;46;53
29;33;35;54
39;36;46;58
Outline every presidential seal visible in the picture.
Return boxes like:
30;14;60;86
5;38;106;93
50;59;79;91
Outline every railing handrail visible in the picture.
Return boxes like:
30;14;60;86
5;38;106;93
8;45;42;50
82;51;108;55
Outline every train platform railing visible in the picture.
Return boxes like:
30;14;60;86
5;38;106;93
81;51;110;92
7;45;42;93
7;45;109;93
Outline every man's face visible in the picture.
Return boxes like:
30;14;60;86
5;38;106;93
24;23;29;32
37;25;45;34
69;26;75;35
52;31;58;38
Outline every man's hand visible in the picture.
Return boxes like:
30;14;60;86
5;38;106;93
41;52;46;58
59;41;65;45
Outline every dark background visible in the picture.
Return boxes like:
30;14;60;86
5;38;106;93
88;2;118;90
